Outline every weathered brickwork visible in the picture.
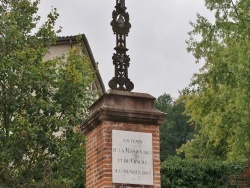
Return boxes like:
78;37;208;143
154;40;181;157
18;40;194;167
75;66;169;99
85;121;161;188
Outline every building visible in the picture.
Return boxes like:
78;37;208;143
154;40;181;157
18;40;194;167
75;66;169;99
44;34;105;97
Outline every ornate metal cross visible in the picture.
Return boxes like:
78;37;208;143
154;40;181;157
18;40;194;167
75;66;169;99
108;0;134;91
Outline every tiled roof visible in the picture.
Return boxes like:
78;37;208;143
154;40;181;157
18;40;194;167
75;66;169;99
56;34;86;42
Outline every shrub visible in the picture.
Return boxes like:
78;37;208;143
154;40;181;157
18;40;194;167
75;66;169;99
161;157;244;188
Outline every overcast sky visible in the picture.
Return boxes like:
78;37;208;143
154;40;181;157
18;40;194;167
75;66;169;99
38;0;213;98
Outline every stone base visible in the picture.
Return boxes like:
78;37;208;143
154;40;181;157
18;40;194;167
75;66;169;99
81;90;164;188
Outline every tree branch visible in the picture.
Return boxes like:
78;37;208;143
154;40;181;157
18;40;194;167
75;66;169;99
231;0;246;28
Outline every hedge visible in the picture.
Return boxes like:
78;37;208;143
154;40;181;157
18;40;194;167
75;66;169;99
161;157;245;188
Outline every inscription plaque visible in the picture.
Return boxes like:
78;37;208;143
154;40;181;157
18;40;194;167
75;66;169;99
112;130;153;185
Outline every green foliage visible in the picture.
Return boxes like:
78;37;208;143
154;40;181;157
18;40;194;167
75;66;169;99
155;94;195;161
161;156;244;188
0;0;94;187
179;0;250;160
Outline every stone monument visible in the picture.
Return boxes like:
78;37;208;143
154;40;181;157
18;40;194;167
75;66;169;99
81;1;164;187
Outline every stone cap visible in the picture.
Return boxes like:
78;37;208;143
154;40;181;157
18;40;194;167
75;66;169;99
81;90;165;135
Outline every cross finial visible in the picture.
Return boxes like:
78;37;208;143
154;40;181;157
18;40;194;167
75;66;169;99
108;0;134;91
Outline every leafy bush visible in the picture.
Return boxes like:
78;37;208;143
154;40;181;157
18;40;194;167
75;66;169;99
161;157;244;188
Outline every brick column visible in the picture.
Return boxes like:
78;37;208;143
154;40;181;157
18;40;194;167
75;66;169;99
81;90;164;188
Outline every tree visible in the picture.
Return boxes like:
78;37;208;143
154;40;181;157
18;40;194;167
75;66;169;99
0;0;94;187
178;0;250;161
155;94;194;161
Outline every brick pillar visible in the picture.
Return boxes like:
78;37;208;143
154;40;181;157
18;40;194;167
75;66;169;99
81;90;164;188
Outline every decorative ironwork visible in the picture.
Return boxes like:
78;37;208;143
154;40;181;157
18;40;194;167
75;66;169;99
109;0;134;91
